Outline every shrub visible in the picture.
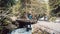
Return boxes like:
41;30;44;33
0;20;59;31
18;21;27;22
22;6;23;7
49;17;56;22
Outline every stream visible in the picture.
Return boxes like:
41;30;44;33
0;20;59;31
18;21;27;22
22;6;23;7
10;28;32;34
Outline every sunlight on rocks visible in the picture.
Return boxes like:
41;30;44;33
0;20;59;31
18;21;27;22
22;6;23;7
10;16;17;21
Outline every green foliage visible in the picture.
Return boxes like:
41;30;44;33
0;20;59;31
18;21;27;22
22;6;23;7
0;16;12;26
49;17;56;22
49;0;60;17
0;0;22;26
1;0;60;26
1;0;16;8
3;18;11;25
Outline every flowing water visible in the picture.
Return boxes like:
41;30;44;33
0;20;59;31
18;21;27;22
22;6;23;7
10;28;32;34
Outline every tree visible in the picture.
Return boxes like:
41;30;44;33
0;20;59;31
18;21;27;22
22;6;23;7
49;0;60;17
0;0;21;26
1;0;16;7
